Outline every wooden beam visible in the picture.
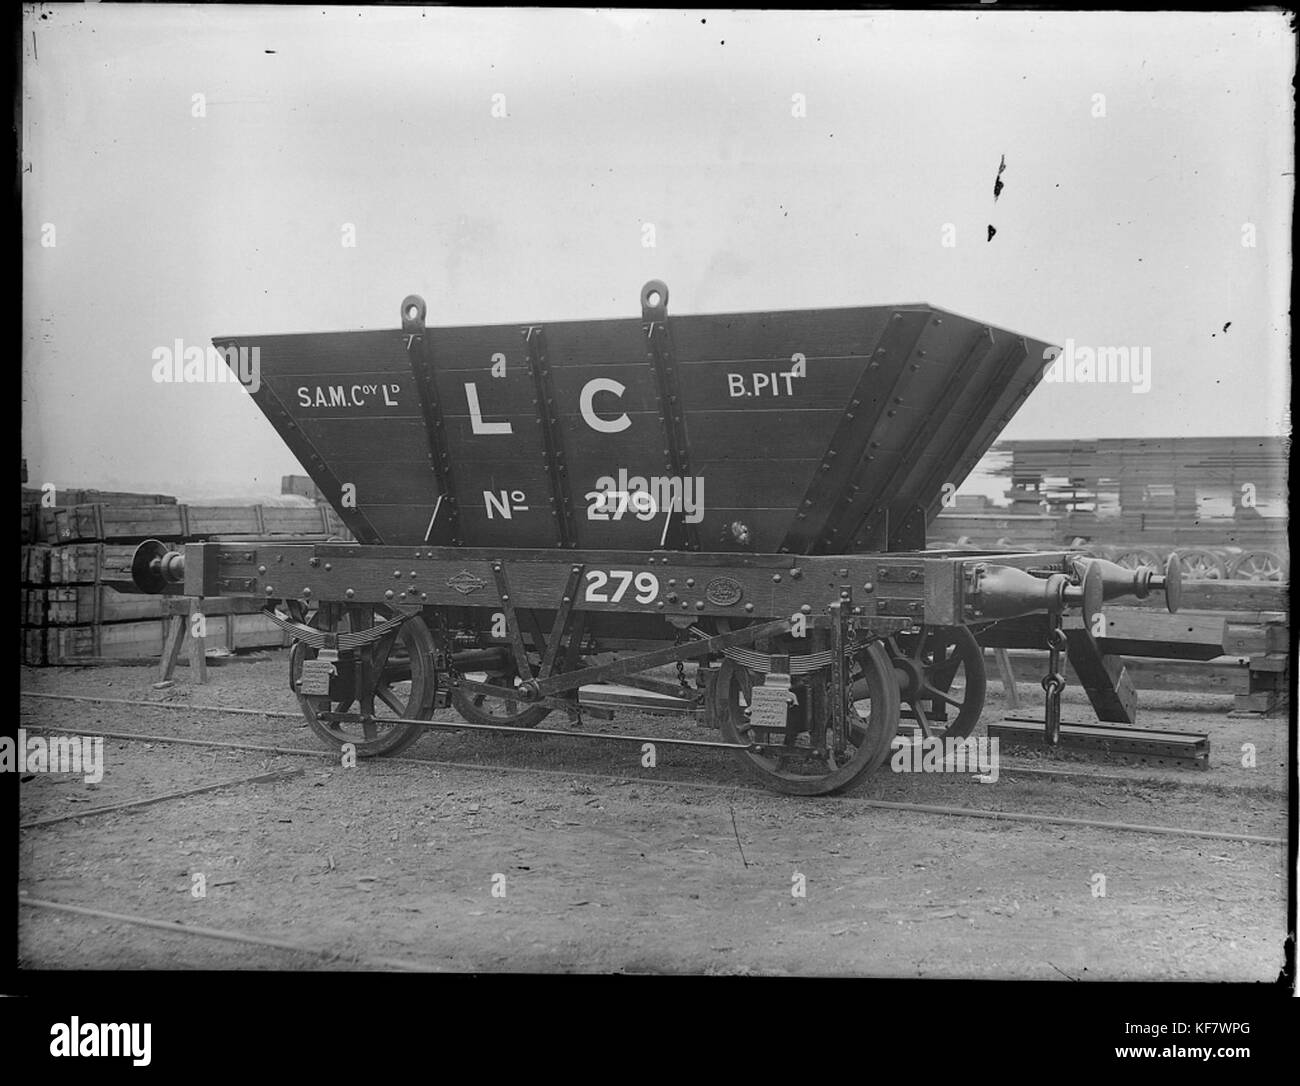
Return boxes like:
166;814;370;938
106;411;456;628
1094;609;1227;661
158;615;185;682
187;597;208;683
1063;625;1138;724
1114;581;1287;614
1002;650;1251;695
990;648;1020;709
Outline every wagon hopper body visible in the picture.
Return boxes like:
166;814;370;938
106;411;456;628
132;282;1181;794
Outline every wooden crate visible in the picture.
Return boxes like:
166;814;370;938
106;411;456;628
27;587;272;626
22;629;47;666
45;502;343;542
186;506;263;535
34;507;61;544
22;589;45;628
1233;652;1290;715
260;506;330;535
46;612;290;663
56;504;189;542
21;545;51;585
1224;620;1289;656
46;544;144;586
22;487;176;506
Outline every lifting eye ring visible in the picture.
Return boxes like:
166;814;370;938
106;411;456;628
401;295;427;332
640;280;669;318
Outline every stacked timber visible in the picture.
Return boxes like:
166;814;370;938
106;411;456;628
20;487;350;666
936;436;1288;574
25;502;348;544
20;540;291;666
998;435;1287;526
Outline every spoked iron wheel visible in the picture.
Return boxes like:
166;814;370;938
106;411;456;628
450;659;552;729
1228;550;1286;582
1112;548;1161;571
885;625;986;740
1173;549;1227;581
290;603;437;757
712;640;900;796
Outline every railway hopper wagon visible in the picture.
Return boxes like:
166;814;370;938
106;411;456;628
131;281;1180;794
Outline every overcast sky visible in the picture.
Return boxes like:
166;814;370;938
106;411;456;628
22;6;1293;500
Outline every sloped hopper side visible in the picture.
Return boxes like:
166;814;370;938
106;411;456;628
214;302;1055;555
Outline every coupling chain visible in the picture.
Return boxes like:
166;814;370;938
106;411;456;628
1041;610;1067;744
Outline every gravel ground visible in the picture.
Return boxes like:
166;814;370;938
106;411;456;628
17;653;1290;977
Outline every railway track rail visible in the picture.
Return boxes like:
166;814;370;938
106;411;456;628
19;691;1285;846
18;896;438;972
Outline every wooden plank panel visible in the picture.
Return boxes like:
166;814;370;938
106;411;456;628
21;505;38;545
1097;611;1227;654
455;507;573;549
301;461;438;509
1114;581;1288;614
358;505;440;547
32;588;272;626
44;544;142;585
1003;650;1251;694
524;318;654;370
546;367;661;415
45;613;290;663
187;506;263;535
693;508;802;555
671;308;888;362
1224;621;1289;656
296;417;434;462
260;507;329;534
54;505;101;541
676;357;872;412
433;360;541;418
220;303;1056;554
557;410;846;463
23;629;47;665
261;373;422;419
23;545;51;585
213;330;408;378
56;505;189;542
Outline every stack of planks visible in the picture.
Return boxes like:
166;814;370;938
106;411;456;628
22;497;349;546
936;436;1288;561
20;487;350;666
997;435;1287;527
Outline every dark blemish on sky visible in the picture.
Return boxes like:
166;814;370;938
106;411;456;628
993;154;1007;202
987;225;997;242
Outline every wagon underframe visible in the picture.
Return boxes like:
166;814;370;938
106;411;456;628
131;538;1178;793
